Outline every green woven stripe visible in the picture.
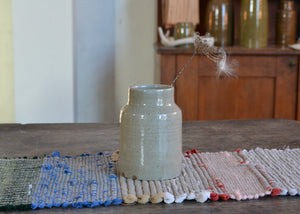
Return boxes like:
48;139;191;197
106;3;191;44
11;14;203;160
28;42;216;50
0;158;43;210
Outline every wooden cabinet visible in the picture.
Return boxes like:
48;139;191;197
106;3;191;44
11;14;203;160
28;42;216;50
158;46;300;121
157;0;300;121
298;57;300;121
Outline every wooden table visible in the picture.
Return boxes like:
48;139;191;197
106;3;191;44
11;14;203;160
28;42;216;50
0;119;299;213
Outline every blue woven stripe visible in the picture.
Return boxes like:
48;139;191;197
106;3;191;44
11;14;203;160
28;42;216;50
31;152;122;209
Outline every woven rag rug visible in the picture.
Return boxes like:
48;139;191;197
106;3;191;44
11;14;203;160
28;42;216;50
0;148;299;210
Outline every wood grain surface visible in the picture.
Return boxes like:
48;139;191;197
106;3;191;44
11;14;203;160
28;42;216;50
155;43;300;56
159;51;299;121
274;56;298;119
298;57;300;121
160;54;176;85
175;55;199;121
0;119;299;213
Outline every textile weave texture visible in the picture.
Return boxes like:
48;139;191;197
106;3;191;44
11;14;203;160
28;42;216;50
119;148;300;203
0;148;299;210
0;158;42;210
31;151;122;209
247;148;300;196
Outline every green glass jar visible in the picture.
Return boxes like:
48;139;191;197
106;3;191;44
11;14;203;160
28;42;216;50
276;0;297;47
239;0;269;48
205;0;233;46
174;22;194;48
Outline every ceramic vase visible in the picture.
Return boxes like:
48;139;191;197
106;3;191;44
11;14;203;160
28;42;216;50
239;0;269;48
119;84;182;180
205;0;233;46
276;0;297;47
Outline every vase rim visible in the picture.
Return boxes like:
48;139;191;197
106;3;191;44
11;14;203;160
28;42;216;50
130;84;173;91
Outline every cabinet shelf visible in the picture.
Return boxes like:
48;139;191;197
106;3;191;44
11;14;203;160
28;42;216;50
157;0;300;47
155;44;300;56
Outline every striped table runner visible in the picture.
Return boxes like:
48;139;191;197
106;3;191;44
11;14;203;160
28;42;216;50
0;148;299;210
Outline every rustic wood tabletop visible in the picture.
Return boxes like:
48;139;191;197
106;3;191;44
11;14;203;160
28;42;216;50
0;119;299;213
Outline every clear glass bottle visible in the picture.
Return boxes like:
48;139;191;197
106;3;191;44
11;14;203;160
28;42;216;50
239;0;269;48
205;0;233;46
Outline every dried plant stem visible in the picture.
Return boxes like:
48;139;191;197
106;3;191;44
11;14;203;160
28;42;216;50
171;52;196;87
170;33;238;86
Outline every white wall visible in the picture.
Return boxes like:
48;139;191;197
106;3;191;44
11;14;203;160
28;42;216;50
75;0;157;123
74;0;115;123
11;0;157;123
115;0;157;120
12;0;74;123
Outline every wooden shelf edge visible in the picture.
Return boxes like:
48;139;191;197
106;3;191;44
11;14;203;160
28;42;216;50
155;43;300;56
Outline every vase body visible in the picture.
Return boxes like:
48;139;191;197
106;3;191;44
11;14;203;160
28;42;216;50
276;1;297;47
205;0;233;46
239;0;268;48
119;84;182;180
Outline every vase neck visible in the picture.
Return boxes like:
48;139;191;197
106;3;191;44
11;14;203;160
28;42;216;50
128;84;174;106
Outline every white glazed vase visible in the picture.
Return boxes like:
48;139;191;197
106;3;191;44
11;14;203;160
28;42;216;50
119;84;182;180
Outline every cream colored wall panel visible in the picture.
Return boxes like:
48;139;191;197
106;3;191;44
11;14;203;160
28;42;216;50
12;0;74;123
115;0;157;120
0;0;15;123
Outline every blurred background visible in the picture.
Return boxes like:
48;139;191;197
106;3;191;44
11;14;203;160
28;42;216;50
1;0;300;124
0;0;157;124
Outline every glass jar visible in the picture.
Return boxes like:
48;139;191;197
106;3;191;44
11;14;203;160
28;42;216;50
205;0;233;46
174;22;195;48
239;0;269;48
119;84;182;180
276;0;297;47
